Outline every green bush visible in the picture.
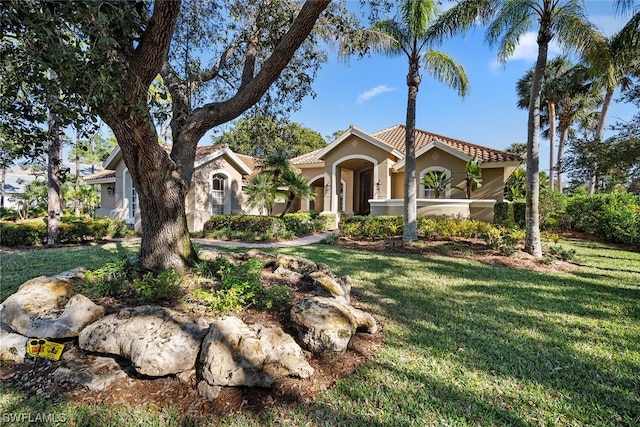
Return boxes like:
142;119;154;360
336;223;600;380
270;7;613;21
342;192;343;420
201;213;328;241
1;217;132;247
132;269;182;302
0;220;46;246
566;193;640;247
539;188;569;230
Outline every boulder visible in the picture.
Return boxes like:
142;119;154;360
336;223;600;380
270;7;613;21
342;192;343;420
308;271;347;300
54;347;128;391
199;316;314;390
79;305;210;377
0;328;28;363
274;254;317;275
290;297;377;359
0;271;103;339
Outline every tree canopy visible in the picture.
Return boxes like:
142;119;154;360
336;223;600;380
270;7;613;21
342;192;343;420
212;114;326;159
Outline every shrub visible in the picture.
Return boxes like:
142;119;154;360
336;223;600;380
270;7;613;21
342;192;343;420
539;188;569;230
0;220;46;246
132;269;182;302
83;257;130;297
566;193;640;247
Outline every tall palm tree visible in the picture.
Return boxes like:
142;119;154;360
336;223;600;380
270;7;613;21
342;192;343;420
429;0;604;257
517;58;600;192
516;56;573;189
343;0;469;242
583;2;639;193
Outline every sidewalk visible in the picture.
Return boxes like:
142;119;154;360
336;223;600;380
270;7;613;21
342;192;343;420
191;232;334;249
111;232;334;249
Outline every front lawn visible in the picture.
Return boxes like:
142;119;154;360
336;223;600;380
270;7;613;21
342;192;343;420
1;238;639;426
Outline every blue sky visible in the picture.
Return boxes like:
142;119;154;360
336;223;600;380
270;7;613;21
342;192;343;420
287;0;638;175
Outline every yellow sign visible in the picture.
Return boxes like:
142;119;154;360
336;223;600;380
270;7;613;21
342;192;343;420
26;338;64;361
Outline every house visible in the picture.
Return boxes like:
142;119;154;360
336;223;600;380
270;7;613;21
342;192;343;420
84;124;522;232
291;124;522;224
84;145;259;232
2;163;99;212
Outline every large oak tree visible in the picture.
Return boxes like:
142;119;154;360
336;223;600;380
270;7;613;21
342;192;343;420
2;0;342;271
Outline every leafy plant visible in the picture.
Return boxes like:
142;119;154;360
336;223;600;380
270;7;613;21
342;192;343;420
132;269;182;302
421;170;452;199
83;257;129;297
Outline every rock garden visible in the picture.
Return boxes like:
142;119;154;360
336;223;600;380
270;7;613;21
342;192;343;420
0;250;381;416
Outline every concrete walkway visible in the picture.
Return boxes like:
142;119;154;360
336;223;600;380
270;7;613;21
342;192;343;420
111;232;334;249
191;232;334;249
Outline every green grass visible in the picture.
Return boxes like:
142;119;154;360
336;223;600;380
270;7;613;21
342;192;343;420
1;239;639;426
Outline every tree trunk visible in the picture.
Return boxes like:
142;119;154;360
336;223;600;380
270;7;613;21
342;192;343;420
47;108;62;246
108;116;196;272
524;29;549;258
1;167;6;209
556;122;569;193
403;57;420;243
547;100;556;190
588;86;614;194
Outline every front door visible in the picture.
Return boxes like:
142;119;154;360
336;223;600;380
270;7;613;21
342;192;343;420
359;169;373;215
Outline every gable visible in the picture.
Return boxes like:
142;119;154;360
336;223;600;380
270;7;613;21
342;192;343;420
317;125;403;161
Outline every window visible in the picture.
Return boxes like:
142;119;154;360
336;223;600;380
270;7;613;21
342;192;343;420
131;187;138;218
420;167;451;199
210;174;226;214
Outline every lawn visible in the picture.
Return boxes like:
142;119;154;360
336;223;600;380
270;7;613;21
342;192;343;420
1;239;639;426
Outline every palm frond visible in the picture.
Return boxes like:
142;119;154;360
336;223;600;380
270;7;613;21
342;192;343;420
400;0;438;37
426;0;497;44
422;50;469;97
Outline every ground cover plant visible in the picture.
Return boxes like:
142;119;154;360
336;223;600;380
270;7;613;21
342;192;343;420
1;236;639;426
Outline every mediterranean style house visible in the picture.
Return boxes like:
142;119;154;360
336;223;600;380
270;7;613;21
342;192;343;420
84;124;522;232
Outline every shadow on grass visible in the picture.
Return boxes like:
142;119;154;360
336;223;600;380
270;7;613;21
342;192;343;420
279;245;640;425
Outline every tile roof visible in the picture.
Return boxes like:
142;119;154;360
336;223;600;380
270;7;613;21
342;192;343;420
84;169;116;181
372;125;522;163
289;149;323;166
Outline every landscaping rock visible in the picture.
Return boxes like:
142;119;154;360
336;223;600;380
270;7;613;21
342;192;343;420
0;328;28;363
79;305;210;377
55;347;128;391
308;271;346;300
290;296;377;359
0;270;104;339
199;316;314;391
274;254;317;275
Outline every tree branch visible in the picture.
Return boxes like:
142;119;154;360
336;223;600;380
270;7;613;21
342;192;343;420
130;0;182;87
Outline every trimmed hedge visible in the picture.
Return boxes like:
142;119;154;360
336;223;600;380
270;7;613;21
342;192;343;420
340;215;495;240
200;212;329;240
0;217;133;247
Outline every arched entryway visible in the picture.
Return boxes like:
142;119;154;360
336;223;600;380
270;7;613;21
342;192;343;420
332;155;378;215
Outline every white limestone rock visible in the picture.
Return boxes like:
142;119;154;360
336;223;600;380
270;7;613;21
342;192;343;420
199;316;314;389
79;305;210;377
290;296;377;359
0;270;103;339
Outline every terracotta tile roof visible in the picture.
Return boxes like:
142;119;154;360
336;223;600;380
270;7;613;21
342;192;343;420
84;170;116;181
372;125;523;163
194;145;223;159
289;149;323;166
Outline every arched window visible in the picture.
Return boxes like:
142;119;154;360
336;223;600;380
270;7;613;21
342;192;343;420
420;167;451;199
210;174;226;214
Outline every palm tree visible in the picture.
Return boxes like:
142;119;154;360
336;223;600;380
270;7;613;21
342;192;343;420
458;155;483;199
245;173;280;216
422;169;452;199
429;0;604;257
253;153;315;217
583;3;639;194
517;58;600;192
343;0;469;242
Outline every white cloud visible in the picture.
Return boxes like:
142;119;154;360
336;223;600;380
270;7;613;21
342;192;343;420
356;85;395;105
489;32;562;69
